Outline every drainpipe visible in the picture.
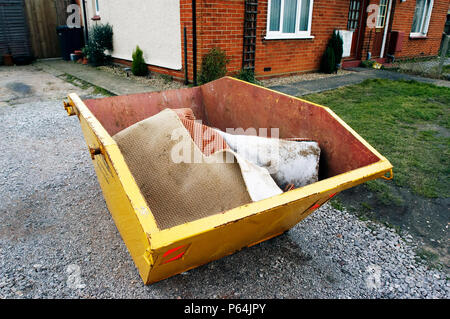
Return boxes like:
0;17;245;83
192;0;198;86
184;26;188;85
81;0;89;43
380;0;393;59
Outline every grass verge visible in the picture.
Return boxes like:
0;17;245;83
303;79;450;270
304;79;449;199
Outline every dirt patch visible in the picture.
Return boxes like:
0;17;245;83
335;184;449;272
97;64;186;91
414;123;450;138
261;69;354;87
0;65;99;105
6;82;33;95
388;57;450;80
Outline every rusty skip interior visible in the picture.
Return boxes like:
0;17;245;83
83;77;381;182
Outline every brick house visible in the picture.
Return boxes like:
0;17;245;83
81;0;449;81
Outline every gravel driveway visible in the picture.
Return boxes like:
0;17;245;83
0;65;448;299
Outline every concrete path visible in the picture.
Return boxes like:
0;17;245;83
35;58;449;98
34;59;157;96
268;68;450;97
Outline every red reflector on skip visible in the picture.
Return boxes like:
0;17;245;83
163;245;185;258
161;245;189;265
163;252;186;264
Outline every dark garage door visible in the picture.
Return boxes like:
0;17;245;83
0;0;32;61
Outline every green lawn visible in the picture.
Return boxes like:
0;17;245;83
303;79;450;199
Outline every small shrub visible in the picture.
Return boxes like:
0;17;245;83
198;47;228;84
235;69;261;85
330;30;344;66
320;45;336;74
320;30;343;74
131;46;148;76
83;23;113;66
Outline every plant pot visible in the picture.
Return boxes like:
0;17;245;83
82;57;88;65
3;54;13;66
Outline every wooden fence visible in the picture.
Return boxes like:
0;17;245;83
24;0;72;58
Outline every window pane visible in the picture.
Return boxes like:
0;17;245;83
299;0;311;31
420;0;431;33
376;0;387;27
283;0;297;33
411;0;425;33
270;0;282;31
348;1;360;30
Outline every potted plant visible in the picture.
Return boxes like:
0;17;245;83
81;47;88;65
3;46;13;66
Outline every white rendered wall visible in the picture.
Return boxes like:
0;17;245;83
85;0;182;70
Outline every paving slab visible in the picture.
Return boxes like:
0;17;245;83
35;59;157;96
268;68;450;96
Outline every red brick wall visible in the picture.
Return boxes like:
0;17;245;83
389;0;448;59
255;0;350;78
196;0;245;76
140;0;246;83
190;0;352;78
115;0;448;81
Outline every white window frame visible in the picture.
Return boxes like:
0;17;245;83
265;0;315;40
410;0;434;38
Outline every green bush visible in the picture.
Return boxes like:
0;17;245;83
320;45;336;74
131;46;148;76
83;23;113;66
90;23;113;51
235;69;261;85
198;47;228;84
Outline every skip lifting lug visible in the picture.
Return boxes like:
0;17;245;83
63;100;76;116
381;168;394;180
89;147;102;160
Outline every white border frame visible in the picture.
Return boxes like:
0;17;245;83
410;0;434;38
265;0;315;40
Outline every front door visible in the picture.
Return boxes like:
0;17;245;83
347;0;368;59
372;0;389;57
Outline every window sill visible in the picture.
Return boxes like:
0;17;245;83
409;33;428;39
91;15;101;21
264;35;315;41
